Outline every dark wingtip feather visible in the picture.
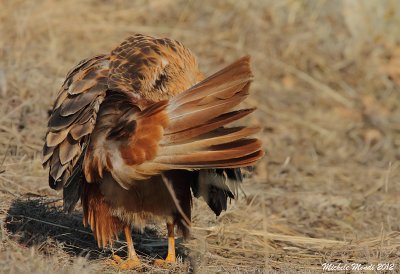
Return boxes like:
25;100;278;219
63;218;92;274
49;173;57;189
49;173;64;190
191;167;252;216
63;176;83;213
62;148;87;212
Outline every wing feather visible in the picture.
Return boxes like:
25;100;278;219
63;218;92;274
46;129;70;147
43;54;109;190
70;119;95;140
60;89;101;116
59;137;80;165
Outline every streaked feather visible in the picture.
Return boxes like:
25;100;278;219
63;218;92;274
43;55;109;190
46;129;69;147
59;137;80;165
43;35;263;250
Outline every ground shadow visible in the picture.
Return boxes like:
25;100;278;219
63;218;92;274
5;197;187;261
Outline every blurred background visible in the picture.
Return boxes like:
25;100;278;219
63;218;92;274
0;0;399;272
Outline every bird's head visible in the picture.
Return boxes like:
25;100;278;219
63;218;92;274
108;34;203;102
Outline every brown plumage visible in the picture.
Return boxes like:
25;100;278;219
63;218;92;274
43;34;263;269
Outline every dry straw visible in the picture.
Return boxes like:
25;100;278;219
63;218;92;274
1;0;399;272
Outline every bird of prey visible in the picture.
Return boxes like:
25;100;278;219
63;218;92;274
43;34;263;269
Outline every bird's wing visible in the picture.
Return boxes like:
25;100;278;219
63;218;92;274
191;168;243;216
43;54;109;191
84;56;263;190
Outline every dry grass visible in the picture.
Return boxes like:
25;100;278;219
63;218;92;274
1;0;400;273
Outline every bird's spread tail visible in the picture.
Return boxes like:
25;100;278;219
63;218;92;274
86;56;263;187
153;56;263;170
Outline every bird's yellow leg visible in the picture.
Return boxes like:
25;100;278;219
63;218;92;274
154;222;176;267
110;225;141;270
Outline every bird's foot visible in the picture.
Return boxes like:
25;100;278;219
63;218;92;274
153;255;176;268
107;254;142;270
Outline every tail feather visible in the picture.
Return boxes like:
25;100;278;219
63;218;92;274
155;139;262;167
171;56;252;106
192;150;264;168
153;56;263;171
164;151;263;169
162;108;255;143
159;127;259;156
166;83;250;133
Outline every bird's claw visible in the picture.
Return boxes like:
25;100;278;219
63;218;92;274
153;256;176;268
106;254;142;270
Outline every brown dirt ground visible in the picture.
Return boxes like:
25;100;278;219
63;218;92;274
0;1;399;273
